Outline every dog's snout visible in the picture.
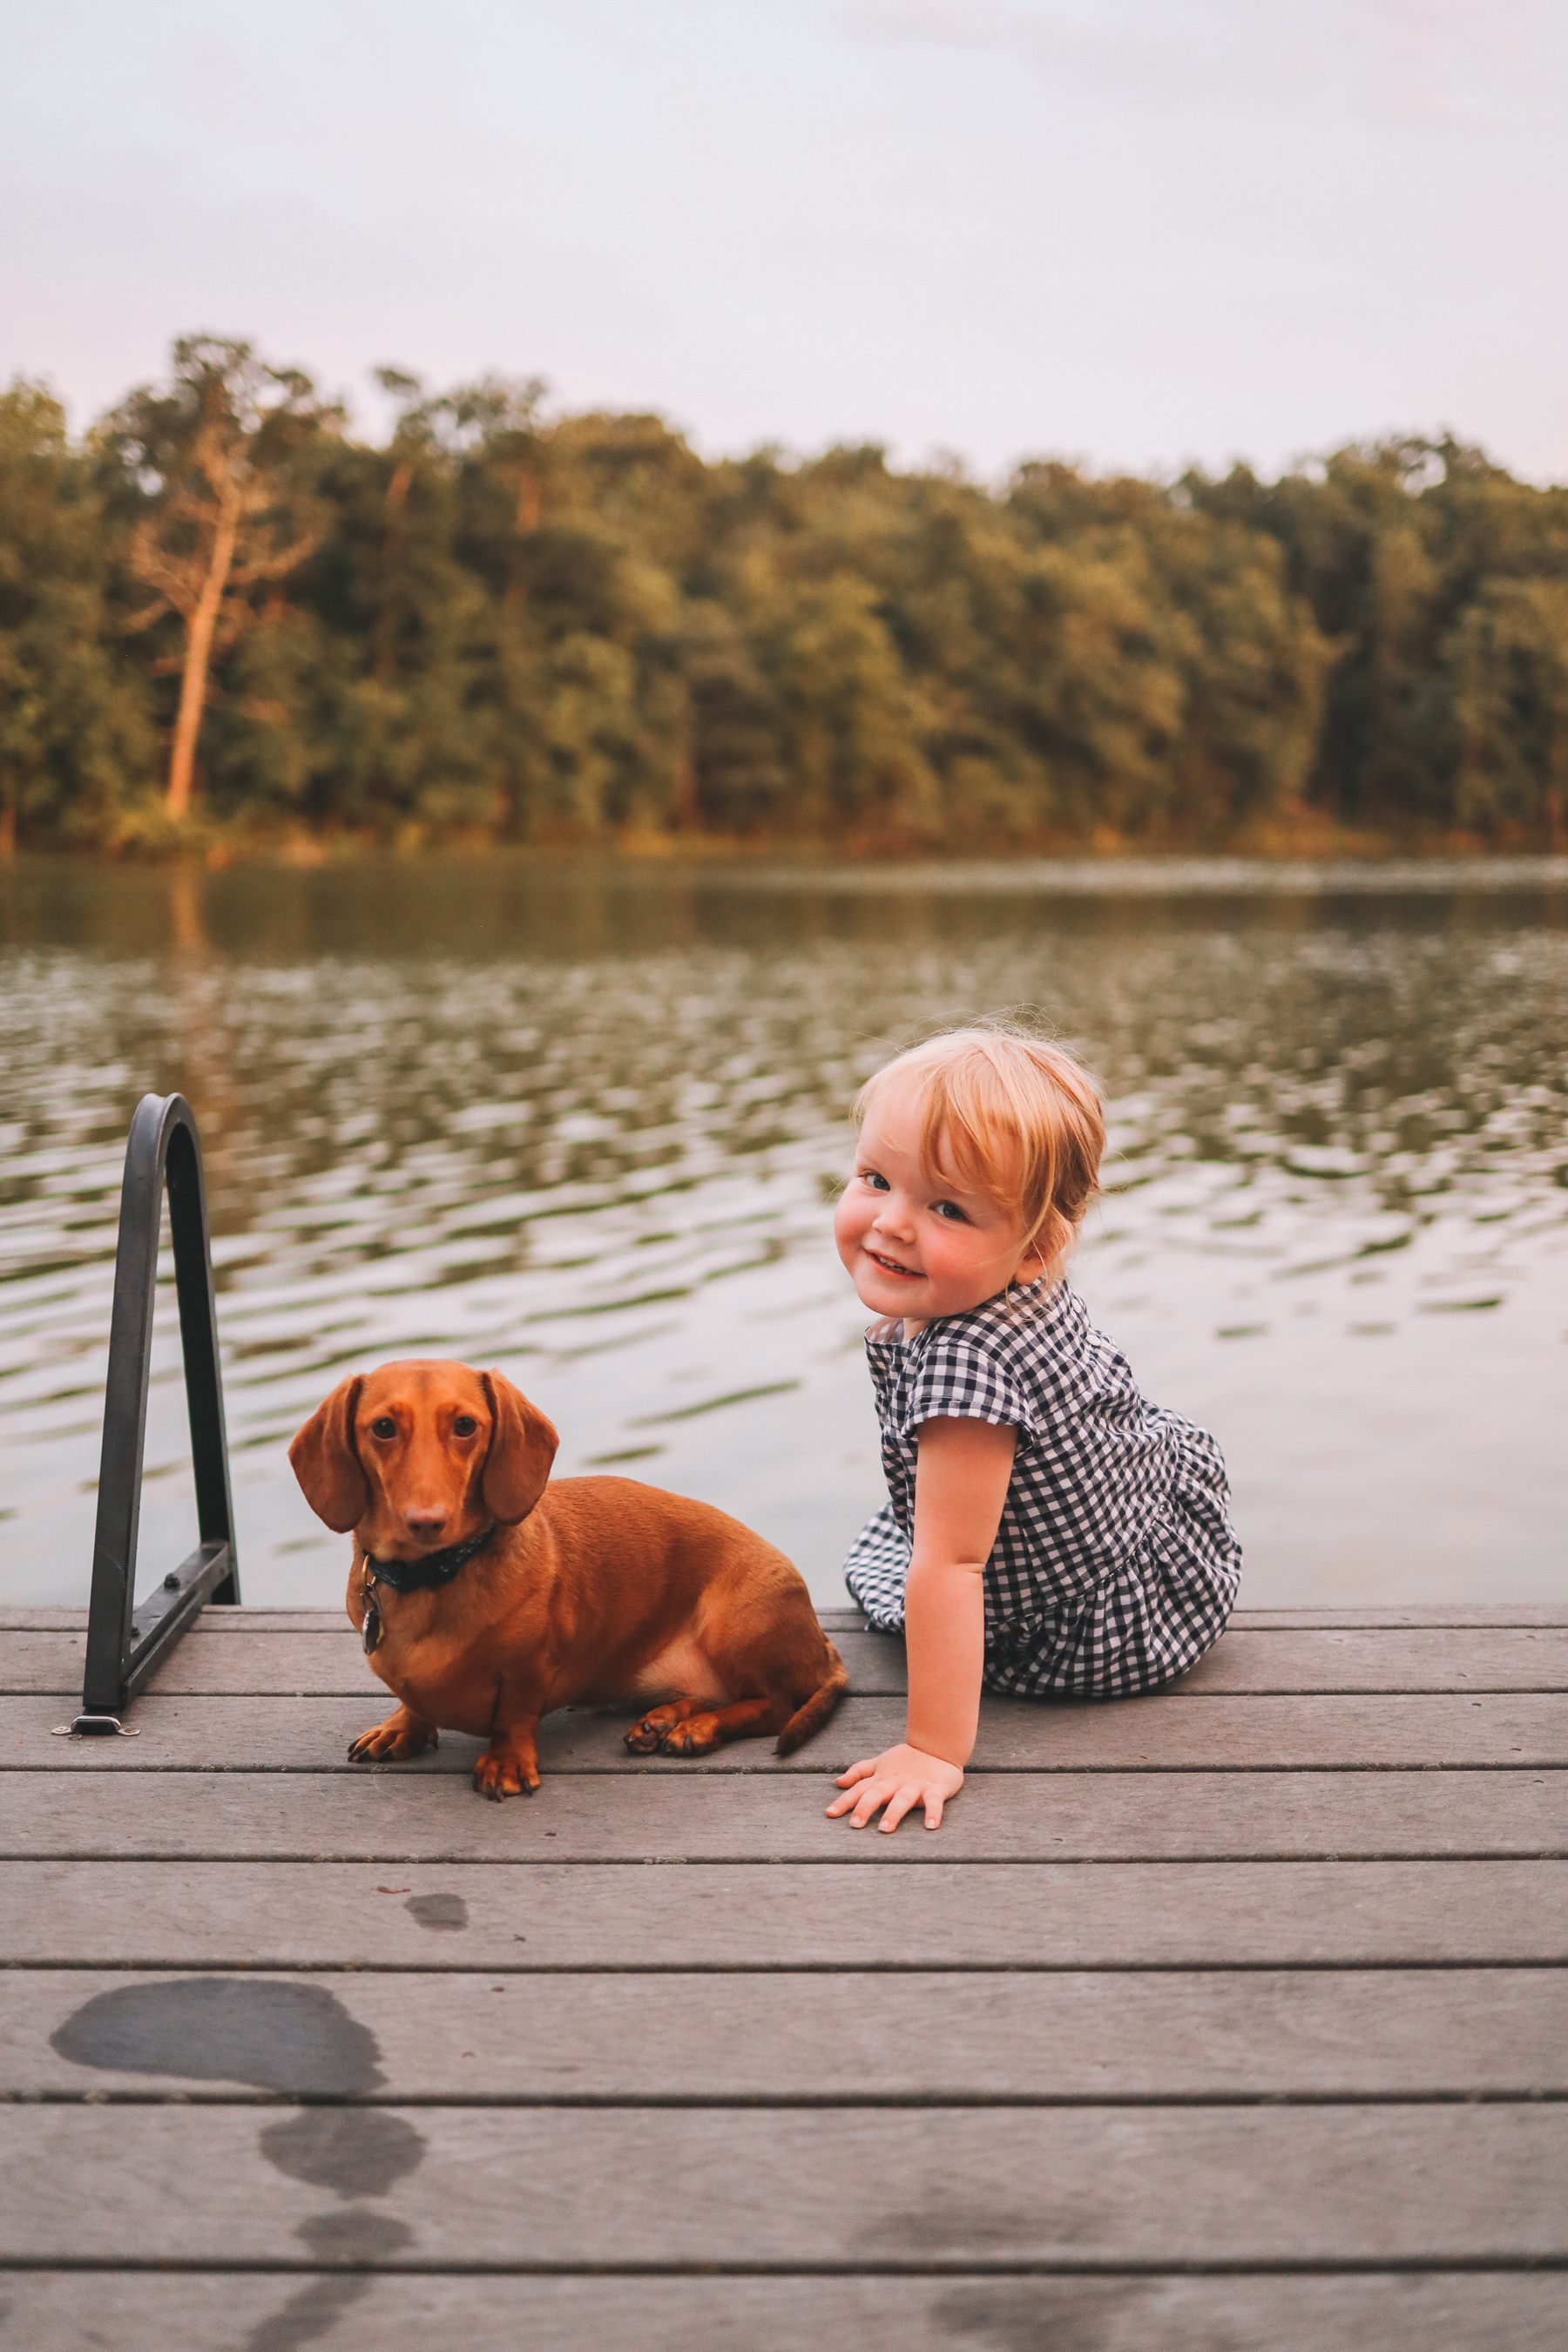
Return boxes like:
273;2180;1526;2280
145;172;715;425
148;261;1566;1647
403;1505;449;1538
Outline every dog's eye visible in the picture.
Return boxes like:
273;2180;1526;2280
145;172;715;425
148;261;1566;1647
452;1415;478;1438
369;1416;397;1441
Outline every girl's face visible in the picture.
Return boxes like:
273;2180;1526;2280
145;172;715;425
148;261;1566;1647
835;1078;1041;1330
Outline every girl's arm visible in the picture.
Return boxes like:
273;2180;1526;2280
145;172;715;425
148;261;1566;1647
826;1416;1017;1833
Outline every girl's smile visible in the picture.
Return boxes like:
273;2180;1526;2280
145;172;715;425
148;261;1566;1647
835;1079;1042;1331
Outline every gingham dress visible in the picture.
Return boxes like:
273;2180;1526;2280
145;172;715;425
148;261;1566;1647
842;1279;1241;1698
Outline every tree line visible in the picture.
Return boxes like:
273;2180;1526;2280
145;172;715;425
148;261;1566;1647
3;335;1565;855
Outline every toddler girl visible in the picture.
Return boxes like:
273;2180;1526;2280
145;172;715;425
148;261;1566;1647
827;1024;1241;1835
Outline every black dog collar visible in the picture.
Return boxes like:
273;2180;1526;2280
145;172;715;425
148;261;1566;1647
362;1523;497;1594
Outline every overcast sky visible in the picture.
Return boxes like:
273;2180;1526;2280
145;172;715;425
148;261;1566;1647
4;0;1566;480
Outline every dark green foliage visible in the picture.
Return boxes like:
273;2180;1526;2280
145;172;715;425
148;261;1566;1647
0;383;155;848
3;344;1567;851
1186;439;1568;842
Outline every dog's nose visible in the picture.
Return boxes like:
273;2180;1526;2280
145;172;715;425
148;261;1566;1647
404;1506;449;1539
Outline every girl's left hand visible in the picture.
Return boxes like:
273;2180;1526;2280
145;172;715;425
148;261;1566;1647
826;1742;964;1832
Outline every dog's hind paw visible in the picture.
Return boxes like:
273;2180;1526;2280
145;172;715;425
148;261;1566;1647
626;1699;710;1752
659;1715;723;1756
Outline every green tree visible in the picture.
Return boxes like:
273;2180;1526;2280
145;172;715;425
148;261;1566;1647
1190;437;1568;835
1449;578;1568;842
0;381;152;850
1144;508;1334;835
105;338;339;819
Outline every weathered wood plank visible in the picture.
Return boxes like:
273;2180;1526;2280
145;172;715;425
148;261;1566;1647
0;1632;89;1692
0;1629;909;1699
1182;1630;1568;1693
125;1605;883;1633
1226;1608;1568;1629
9;1691;1568;1772
4;1859;1565;1970
3;2271;1562;2352
3;1767;1560;1862
10;1602;1568;1639
187;1604;1568;1630
13;1966;1568;2103
190;1603;1568;1629
3;2105;1565;2265
14;1625;1568;1697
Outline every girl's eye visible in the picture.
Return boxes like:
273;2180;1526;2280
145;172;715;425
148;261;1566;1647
861;1170;890;1192
452;1416;478;1438
932;1200;968;1223
369;1416;397;1441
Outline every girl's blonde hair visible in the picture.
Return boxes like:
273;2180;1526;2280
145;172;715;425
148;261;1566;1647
854;1024;1105;1281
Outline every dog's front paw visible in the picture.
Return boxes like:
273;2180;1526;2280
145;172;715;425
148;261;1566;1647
348;1713;437;1763
625;1712;669;1754
473;1746;540;1800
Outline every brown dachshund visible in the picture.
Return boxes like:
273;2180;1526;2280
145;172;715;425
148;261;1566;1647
288;1359;847;1798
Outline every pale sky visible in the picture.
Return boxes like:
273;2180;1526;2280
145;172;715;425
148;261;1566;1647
4;0;1566;480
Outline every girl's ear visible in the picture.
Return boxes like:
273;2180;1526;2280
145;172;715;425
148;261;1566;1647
1020;1209;1062;1288
479;1371;559;1524
288;1375;368;1531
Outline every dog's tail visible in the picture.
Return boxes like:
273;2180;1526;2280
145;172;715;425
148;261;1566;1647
775;1638;850;1756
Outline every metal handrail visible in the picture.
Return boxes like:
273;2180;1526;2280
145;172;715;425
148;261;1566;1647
73;1093;240;1731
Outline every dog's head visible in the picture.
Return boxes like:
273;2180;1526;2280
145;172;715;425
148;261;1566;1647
288;1361;558;1556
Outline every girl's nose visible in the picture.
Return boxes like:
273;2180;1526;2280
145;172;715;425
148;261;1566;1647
872;1193;914;1237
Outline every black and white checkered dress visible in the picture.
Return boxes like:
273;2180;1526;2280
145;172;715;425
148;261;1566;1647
842;1279;1241;1698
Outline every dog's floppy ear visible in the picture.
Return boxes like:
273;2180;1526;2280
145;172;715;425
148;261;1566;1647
480;1371;558;1525
288;1375;368;1532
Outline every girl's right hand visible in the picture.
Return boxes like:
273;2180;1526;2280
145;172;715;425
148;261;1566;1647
826;1742;964;1832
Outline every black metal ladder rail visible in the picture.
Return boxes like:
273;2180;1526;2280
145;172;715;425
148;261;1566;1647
73;1092;240;1732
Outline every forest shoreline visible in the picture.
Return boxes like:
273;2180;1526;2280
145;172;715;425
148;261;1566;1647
7;340;1568;863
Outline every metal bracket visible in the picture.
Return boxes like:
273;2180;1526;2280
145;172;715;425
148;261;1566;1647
77;1093;241;1723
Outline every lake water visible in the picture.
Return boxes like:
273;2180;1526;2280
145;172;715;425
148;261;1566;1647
2;854;1565;1612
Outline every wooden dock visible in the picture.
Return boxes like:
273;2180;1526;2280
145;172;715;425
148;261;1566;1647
2;1599;1566;2349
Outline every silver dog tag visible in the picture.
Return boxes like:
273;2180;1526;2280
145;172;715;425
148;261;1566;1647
362;1598;382;1656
